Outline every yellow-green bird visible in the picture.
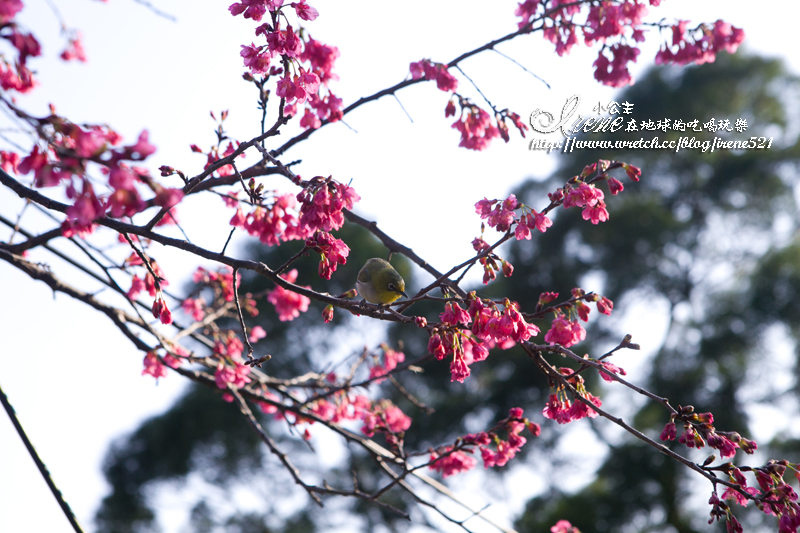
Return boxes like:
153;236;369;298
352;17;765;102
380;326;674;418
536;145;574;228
357;258;408;304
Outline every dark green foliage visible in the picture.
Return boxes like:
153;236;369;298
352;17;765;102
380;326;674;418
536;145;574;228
96;386;262;533
513;52;800;532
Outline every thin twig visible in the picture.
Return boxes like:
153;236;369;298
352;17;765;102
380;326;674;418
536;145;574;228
491;49;551;89
232;268;255;360
393;94;414;123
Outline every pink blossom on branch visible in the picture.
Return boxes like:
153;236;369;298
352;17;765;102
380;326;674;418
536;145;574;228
429;447;477;478
452;106;499;151
267;269;311;321
301;37;340;85
296;177;360;234
291;1;318;21
551;520;581;533
60;33;87;62
409;59;459;92
228;0;274;22
0;0;23;24
306;230;350;279
142;352;167;380
656;19;745;67
544;316;586;347
248;325;267;342
475;194;518;232
240;43;272;74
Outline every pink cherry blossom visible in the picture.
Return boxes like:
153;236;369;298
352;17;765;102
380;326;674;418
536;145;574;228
0;0;23;23
301;38;340;85
544;316;586;347
429;447;477;478
215;359;252;390
369;347;406;383
228;0;269;21
142;352;167;379
267;269;311;321
154;187;184;209
598;361;627;383
608;177;624;195
292;1;318;20
248;325;267;342
452;107;499;151
181;297;205;321
582;200;609;224
596;296;613;315
60;33;87;62
440;302;470;326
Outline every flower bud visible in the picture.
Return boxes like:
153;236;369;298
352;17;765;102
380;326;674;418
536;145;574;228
322;304;334;323
501;260;514;277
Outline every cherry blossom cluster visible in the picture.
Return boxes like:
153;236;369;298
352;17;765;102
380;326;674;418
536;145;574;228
59;32;86;62
408;63;528;151
141;345;187;380
428;408;541;478
410;59;459;92
228;175;359;251
305;230;350;280
230;192;305;246
542;367;603;424
0;0;87;74
427;296;540;382
514;0;743;88
656;19;746;67
660;405;757;460
448;96;529;151
542;288;614;349
296;175;360;233
470;236;515;285
550;521;582;533
423;286;615;384
231;0;342;130
14;111;183;238
0;2;40;93
124;252;176;324
475;161;640;248
706;460;800;533
211;330;252;402
256;386;411;446
451;105;500;151
475;193;553;239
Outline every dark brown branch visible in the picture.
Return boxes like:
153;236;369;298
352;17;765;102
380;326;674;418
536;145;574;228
0;248;152;351
523;344;746;495
1;225;62;253
0;168;417;324
0;383;86;533
343;209;468;298
269;3;584;157
230;389;324;506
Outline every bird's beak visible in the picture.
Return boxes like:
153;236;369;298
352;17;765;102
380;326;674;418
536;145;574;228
399;290;409;299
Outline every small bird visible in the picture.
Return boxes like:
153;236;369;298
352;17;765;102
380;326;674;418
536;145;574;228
357;258;408;305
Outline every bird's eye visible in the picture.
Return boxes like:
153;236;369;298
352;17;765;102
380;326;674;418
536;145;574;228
387;283;396;292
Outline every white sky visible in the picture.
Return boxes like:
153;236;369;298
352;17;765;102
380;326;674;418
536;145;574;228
1;1;797;532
